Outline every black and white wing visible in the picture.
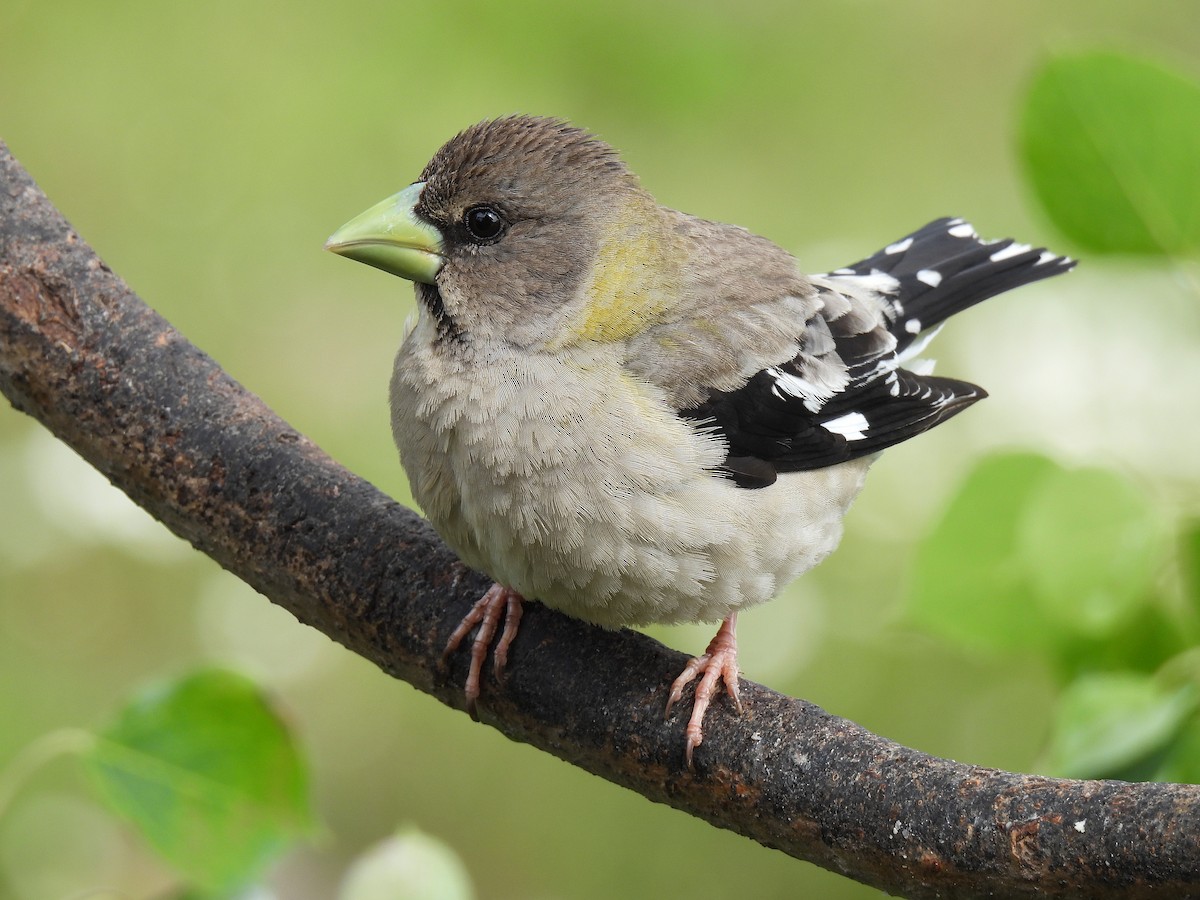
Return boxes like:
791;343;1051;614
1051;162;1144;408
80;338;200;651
682;218;1075;488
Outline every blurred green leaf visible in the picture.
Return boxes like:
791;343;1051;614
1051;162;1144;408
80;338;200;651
1152;715;1200;784
1047;671;1195;778
339;827;476;900
1019;466;1165;639
1184;521;1200;606
906;452;1060;653
1020;51;1200;255
1051;604;1189;684
84;669;314;894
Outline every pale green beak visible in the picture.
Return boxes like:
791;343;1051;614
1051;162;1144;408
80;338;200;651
324;182;445;284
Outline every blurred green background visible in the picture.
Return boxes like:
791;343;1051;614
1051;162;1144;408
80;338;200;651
2;1;1199;897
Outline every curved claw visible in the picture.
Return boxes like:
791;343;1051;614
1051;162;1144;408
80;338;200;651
664;613;742;768
443;583;525;719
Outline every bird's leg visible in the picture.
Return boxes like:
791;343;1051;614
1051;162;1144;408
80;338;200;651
442;583;525;718
665;613;742;767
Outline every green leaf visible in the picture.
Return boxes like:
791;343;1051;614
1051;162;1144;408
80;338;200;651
905;452;1060;653
84;669;314;894
1047;671;1196;779
1184;520;1200;607
1051;605;1189;685
1020;51;1200;256
1153;715;1200;784
1018;466;1165;639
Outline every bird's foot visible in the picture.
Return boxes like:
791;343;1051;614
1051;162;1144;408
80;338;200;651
442;583;524;719
665;613;742;768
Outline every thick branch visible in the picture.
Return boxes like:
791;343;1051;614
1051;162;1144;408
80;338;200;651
1;140;1197;899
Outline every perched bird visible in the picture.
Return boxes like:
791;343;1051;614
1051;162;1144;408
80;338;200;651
326;115;1073;766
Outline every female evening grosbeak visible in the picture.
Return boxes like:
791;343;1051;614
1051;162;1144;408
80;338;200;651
326;115;1073;766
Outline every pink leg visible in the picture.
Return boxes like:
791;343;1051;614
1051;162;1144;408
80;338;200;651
665;613;742;767
443;583;525;718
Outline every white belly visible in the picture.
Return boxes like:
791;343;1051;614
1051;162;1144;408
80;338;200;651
391;327;871;627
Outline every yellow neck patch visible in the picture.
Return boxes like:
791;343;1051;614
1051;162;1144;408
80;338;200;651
564;199;683;344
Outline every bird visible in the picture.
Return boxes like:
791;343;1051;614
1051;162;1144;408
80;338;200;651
325;115;1074;767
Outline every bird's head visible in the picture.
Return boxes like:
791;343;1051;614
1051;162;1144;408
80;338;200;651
326;116;686;348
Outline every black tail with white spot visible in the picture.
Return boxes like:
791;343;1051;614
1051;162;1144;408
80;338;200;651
825;217;1075;356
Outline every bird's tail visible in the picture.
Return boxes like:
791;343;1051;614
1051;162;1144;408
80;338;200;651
822;217;1075;356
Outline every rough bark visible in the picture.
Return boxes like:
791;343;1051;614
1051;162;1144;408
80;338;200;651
2;140;1198;899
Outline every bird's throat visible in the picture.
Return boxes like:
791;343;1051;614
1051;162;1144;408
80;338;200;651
418;282;462;343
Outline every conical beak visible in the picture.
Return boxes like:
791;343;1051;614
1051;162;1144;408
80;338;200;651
324;182;445;285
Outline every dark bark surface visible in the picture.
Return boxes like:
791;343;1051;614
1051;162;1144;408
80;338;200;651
3;140;1198;899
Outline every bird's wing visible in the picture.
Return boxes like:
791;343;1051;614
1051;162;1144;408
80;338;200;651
679;218;1074;488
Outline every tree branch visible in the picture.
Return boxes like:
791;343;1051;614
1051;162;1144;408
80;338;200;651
2;140;1197;899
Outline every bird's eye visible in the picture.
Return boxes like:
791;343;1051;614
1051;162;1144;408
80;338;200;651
463;205;507;242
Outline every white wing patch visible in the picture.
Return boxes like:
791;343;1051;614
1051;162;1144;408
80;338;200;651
821;412;870;441
990;242;1031;262
768;366;839;413
821;269;902;298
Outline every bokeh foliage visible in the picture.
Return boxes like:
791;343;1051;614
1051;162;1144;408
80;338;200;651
1021;52;1200;256
85;670;314;894
908;48;1200;789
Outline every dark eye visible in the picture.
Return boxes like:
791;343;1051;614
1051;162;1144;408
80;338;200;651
463;205;507;242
